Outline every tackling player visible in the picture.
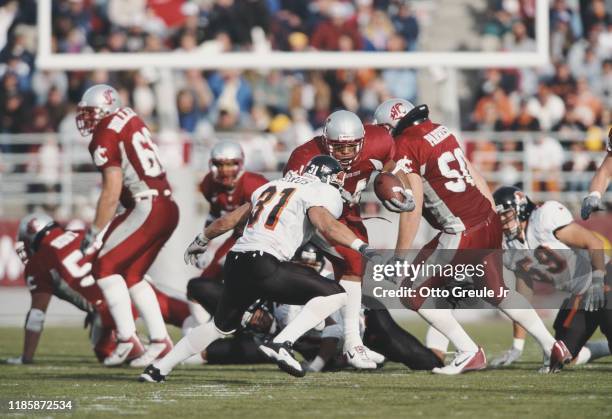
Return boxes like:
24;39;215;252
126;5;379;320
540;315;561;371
389;100;571;374
581;128;611;219
76;84;179;366
490;186;611;370
140;156;377;382
283;110;414;369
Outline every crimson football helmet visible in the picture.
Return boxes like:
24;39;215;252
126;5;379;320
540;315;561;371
209;141;244;188
15;213;56;262
76;84;121;136
323;110;365;169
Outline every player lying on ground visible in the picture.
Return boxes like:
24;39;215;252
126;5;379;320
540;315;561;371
488;186;611;370
139;155;379;382
581;128;611;220
77;84;179;367
383;98;571;374
186;243;442;371
7;214;201;365
283;110;415;369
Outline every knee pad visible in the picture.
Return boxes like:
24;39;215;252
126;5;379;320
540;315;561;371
25;308;45;332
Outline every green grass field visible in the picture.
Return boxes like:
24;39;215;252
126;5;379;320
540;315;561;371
1;322;611;418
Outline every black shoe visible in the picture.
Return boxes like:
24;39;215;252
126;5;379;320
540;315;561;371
139;364;166;383
258;340;305;378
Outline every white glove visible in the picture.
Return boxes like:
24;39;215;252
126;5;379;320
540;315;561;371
6;356;23;365
583;271;605;312
184;233;210;266
382;188;415;213
490;347;523;367
581;192;604;220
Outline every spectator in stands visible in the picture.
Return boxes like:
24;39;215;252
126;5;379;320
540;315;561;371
381;34;417;103
526;135;564;192
208;70;253;121
549;62;576;101
311;3;362;51
362;9;395;51
392;2;419;51
472;87;515;130
510;99;540;131
526;82;566;131
177;89;205;134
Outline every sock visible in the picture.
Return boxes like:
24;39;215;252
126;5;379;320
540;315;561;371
154;321;222;375
274;293;347;344
418;308;478;352
513;338;525;351
574;347;591;365
129;280;168;340
497;291;555;356
425;324;451;353
96;274;136;340
188;301;211;325
339;279;363;349
585;340;611;361
309;356;325;372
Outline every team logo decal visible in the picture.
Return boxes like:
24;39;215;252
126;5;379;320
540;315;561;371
390;103;408;121
93;146;109;166
103;89;114;105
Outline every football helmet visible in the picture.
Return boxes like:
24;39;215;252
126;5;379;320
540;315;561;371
391;103;430;137
16;213;56;261
76;84;121;136
303;155;346;190
209;141;245;188
293;242;325;273
373;98;414;133
323;110;365;169
493;186;536;240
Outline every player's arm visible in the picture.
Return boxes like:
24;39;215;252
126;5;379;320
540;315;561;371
465;157;495;210
9;292;52;364
184;203;252;265
307;206;371;254
394;171;423;252
82;167;122;250
581;154;611;219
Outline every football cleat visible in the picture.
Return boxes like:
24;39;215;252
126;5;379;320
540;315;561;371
432;347;487;375
103;335;145;367
345;345;377;370
138;364;166;383
129;336;173;368
364;346;385;365
258;340;305;377
548;340;572;373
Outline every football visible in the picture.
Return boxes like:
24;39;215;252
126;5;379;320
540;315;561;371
373;172;406;203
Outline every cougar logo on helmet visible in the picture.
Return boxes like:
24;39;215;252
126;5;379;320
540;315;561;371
390;102;408;121
103;89;114;105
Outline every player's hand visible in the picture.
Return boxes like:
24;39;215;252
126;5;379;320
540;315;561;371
581;193;604;220
490;347;523;367
184;233;210;266
583;271;605;311
358;243;383;264
80;226;100;253
382;189;415;213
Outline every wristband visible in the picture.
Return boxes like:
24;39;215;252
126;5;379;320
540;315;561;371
589;191;602;199
350;239;366;252
512;338;525;351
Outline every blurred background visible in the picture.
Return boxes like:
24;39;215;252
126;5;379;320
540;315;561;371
0;0;610;314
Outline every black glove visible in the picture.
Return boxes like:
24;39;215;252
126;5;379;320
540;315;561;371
581;193;604;220
80;226;99;253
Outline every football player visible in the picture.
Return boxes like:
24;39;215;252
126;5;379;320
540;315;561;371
581;128;611;220
76;84;179;366
283;110;414;369
490;186;611;370
389;101;571;374
7;214;195;365
140;155;377;382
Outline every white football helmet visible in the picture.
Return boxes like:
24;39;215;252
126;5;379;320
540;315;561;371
209;141;245;188
76;84;122;136
373;98;415;133
16;213;55;261
323;110;365;169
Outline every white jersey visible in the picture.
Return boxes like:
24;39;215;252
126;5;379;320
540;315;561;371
232;174;343;261
502;201;591;294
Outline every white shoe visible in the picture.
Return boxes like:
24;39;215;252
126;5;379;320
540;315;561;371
432;347;486;375
538;352;551;374
345;345;376;370
129;337;173;368
364;347;385;365
103;335;145;367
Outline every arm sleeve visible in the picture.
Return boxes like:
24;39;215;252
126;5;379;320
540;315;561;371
393;138;422;176
90;130;121;170
243;173;268;201
303;184;343;219
283;147;312;176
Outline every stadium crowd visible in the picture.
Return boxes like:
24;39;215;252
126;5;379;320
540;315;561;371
0;0;610;211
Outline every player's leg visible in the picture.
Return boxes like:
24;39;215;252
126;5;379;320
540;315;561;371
205;334;270;364
186;276;225;315
425;325;450;362
363;308;443;370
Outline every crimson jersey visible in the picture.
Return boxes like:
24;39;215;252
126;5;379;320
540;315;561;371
24;227;105;308
88;107;172;208
283;124;395;219
393;120;491;233
199;171;268;220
